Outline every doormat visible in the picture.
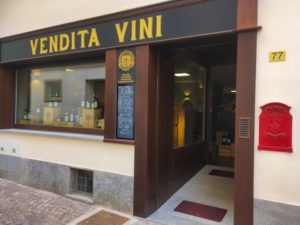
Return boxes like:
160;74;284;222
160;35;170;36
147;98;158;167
209;169;234;178
77;210;129;225
174;200;227;222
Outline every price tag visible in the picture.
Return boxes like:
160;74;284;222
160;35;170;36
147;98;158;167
269;51;286;62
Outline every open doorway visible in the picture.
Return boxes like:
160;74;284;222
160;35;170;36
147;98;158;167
134;31;256;225
151;37;237;224
210;65;236;168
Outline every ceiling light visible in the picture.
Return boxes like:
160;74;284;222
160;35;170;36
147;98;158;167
65;68;74;72
174;73;191;77
32;69;40;76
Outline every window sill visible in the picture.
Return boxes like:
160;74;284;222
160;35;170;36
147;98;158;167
0;129;104;142
66;193;94;204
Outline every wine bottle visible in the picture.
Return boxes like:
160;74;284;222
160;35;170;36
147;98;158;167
70;112;74;122
23;108;28;120
86;100;90;109
65;112;69;122
94;95;99;109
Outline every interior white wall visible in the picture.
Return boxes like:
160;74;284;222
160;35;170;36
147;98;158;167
0;0;170;38
255;0;300;206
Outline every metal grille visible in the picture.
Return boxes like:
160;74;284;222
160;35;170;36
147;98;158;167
239;117;250;138
44;79;62;102
76;169;93;194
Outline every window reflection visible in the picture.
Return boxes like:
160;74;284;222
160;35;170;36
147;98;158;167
16;63;105;129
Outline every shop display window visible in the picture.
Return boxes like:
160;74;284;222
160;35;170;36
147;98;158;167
15;62;105;130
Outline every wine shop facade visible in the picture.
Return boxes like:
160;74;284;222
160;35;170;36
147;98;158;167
2;0;298;225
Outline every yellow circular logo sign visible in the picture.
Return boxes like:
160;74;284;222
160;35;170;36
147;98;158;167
118;50;135;71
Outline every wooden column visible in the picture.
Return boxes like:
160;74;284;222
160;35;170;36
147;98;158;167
0;65;14;128
235;0;258;224
133;45;158;217
235;31;257;225
104;49;117;140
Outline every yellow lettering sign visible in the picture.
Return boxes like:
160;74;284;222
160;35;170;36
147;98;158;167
77;29;89;48
30;39;39;56
156;15;163;38
139;17;153;40
88;28;100;47
40;37;48;54
115;22;129;43
49;35;58;53
29;27;101;56
131;20;137;41
115;15;163;43
59;34;70;52
27;15;163;56
71;32;76;50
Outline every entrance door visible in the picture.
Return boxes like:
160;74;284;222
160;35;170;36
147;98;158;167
155;38;237;210
156;51;207;207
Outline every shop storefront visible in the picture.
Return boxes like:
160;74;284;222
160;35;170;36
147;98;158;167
0;0;258;224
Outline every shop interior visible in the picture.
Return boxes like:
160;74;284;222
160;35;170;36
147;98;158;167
170;42;236;169
210;64;236;168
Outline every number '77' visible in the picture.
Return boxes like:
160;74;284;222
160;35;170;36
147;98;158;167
271;51;284;60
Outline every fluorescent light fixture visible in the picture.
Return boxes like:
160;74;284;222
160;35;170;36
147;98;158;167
230;89;237;93
174;72;191;77
65;68;74;72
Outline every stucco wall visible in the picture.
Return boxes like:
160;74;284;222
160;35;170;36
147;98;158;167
0;0;169;179
0;132;134;176
255;0;300;206
0;0;170;38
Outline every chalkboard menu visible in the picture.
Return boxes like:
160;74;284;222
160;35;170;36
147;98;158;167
116;48;136;139
117;85;134;139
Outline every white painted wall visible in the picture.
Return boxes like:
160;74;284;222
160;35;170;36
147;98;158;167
0;0;170;177
0;0;170;38
0;132;134;176
255;0;300;206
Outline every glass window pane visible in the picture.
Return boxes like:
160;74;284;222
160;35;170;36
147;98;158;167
16;63;105;130
173;57;206;147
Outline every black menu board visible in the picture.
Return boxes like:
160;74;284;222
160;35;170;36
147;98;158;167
116;48;135;139
117;84;134;139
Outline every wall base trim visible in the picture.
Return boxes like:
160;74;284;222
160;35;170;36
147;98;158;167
254;198;300;225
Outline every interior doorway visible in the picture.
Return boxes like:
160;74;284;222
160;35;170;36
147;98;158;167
210;65;236;168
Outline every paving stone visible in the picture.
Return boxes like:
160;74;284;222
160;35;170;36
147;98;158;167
0;178;95;225
0;178;163;225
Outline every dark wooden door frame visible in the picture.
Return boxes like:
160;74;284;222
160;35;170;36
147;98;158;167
234;0;258;225
234;30;256;225
0;66;14;129
133;45;158;217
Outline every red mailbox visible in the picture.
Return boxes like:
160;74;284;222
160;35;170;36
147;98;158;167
258;102;292;152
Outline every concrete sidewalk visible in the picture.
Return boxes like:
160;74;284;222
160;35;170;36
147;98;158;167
0;178;162;225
